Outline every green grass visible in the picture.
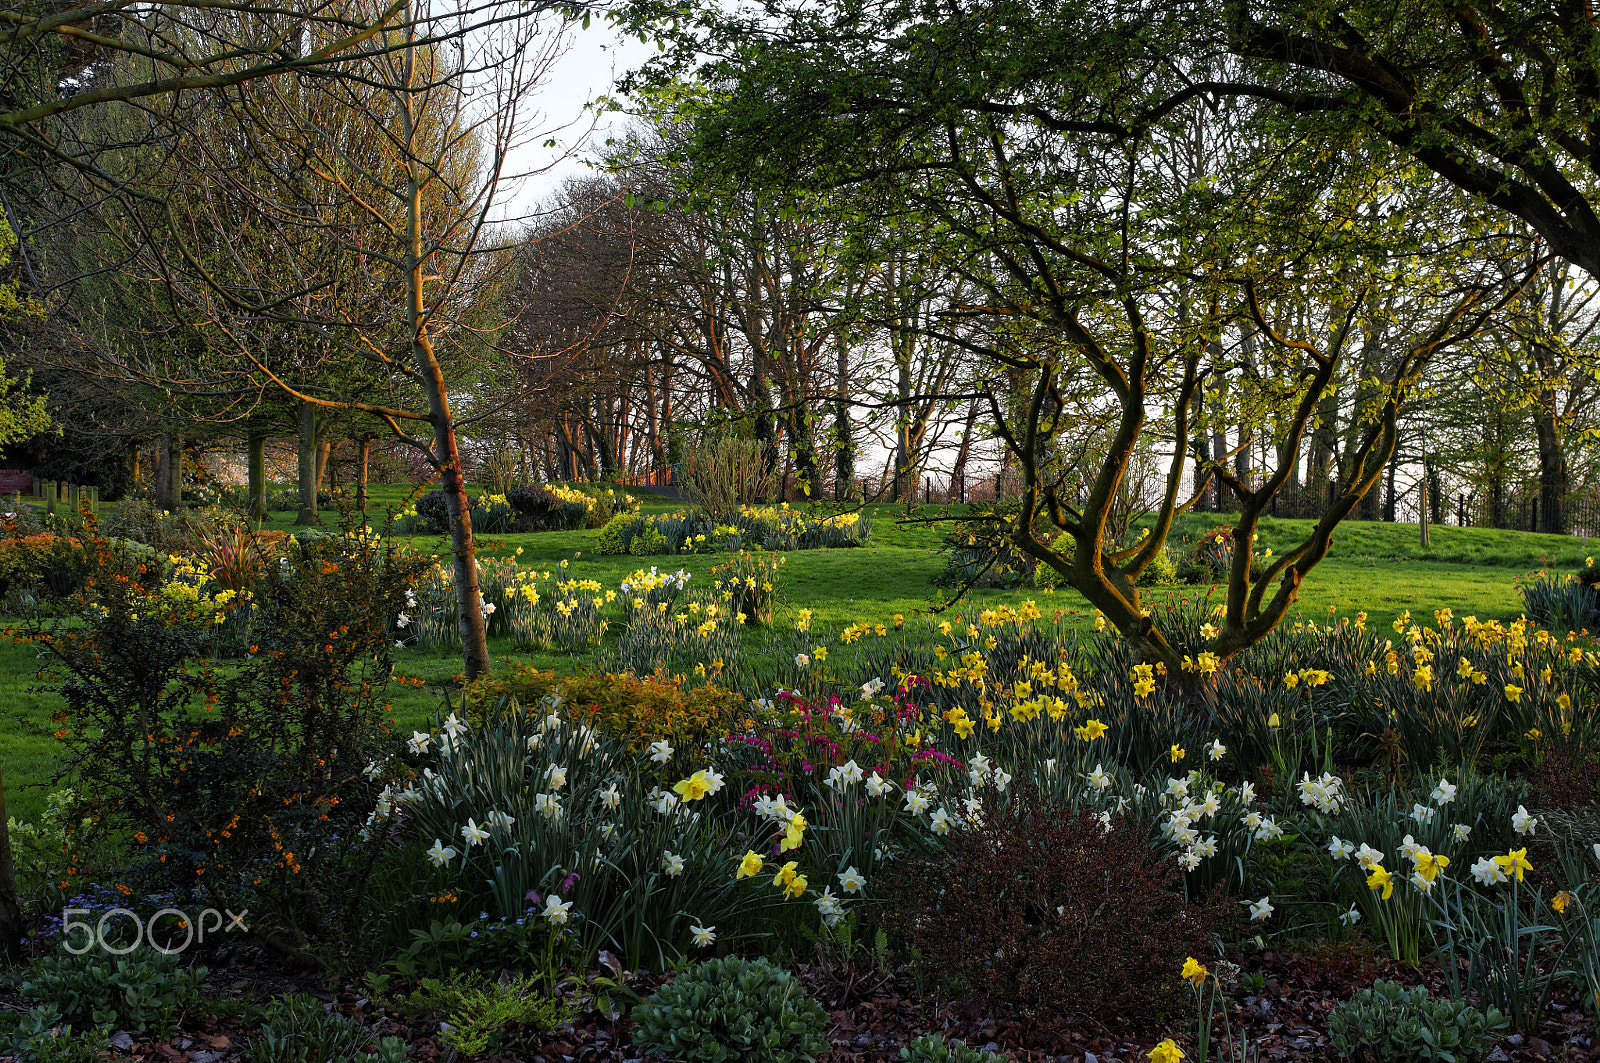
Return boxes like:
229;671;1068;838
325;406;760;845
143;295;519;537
0;494;1570;826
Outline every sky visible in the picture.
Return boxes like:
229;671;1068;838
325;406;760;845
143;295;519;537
509;18;660;215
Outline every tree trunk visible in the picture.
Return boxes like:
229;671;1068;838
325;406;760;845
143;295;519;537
1535;394;1566;534
1210;370;1229;511
314;435;332;490
155;433;170;509
0;768;22;963
834;340;854;501
248;430;268;522
357;437;372;511
167;432;183;512
296;402;320;525
948;396;980;503
400;36;488;680
129;444;142;490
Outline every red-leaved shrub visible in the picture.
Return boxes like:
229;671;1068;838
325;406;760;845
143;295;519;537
879;787;1233;1025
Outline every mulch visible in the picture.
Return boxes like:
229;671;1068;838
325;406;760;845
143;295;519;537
5;943;1600;1062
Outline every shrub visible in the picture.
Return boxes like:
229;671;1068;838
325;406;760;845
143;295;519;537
28;522;429;946
18;946;206;1037
629;956;828;1063
898;1035;1008;1063
878;788;1232;1025
0;534;89;601
246;993;406;1063
506;485;584;531
465;666;747;748
413;489;452;535
681;437;778;518
1327;979;1507;1063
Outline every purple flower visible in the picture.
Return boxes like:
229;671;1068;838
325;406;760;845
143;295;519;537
560;871;580;893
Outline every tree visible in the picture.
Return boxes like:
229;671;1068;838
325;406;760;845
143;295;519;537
1221;2;1600;281
621;0;1531;681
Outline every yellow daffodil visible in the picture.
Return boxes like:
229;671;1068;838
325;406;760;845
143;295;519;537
1148;1039;1185;1063
1181;956;1208;986
1367;864;1395;900
1555;890;1577;914
1170;744;1186;763
1493;848;1533;882
673;771;714;802
1505;683;1523;703
737;851;764;879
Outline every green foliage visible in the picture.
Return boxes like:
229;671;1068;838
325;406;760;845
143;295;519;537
629;956;828;1063
1517;571;1598;633
897;1035;1008;1063
0;1006;108;1063
466;667;747;746
393;973;572;1056
1327;979;1507;1063
245;993;406;1063
18;947;206;1037
0;533;90;604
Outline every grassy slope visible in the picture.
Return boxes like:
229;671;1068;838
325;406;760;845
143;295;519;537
0;493;1562;823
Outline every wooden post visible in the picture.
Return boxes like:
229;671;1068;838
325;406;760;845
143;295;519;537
1419;462;1430;548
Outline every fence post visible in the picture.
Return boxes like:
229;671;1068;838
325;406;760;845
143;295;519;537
1532;497;1540;533
1457;493;1464;527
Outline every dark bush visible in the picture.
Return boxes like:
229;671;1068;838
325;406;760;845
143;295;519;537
414;489;451;535
505;485;583;532
878;787;1232;1025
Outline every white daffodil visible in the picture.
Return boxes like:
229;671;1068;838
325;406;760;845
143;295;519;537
1208;739;1227;761
866;772;894;797
408;731;432;755
649;739;675;764
1327;836;1355;861
929;807;952;835
1086;764;1113;791
690;924;716;947
426;839;457;867
664;851;685;877
1248;896;1274;921
1453;824;1472;841
1471;857;1508;886
545;763;568;791
1513;805;1538;836
838;866;865;893
460;819;489;847
599;783;621;810
485;810;514;831
1355;843;1385;870
542;895;574;925
1432;779;1458;805
904;789;931;815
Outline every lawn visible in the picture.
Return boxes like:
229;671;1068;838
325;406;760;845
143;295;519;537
0;494;1558;824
